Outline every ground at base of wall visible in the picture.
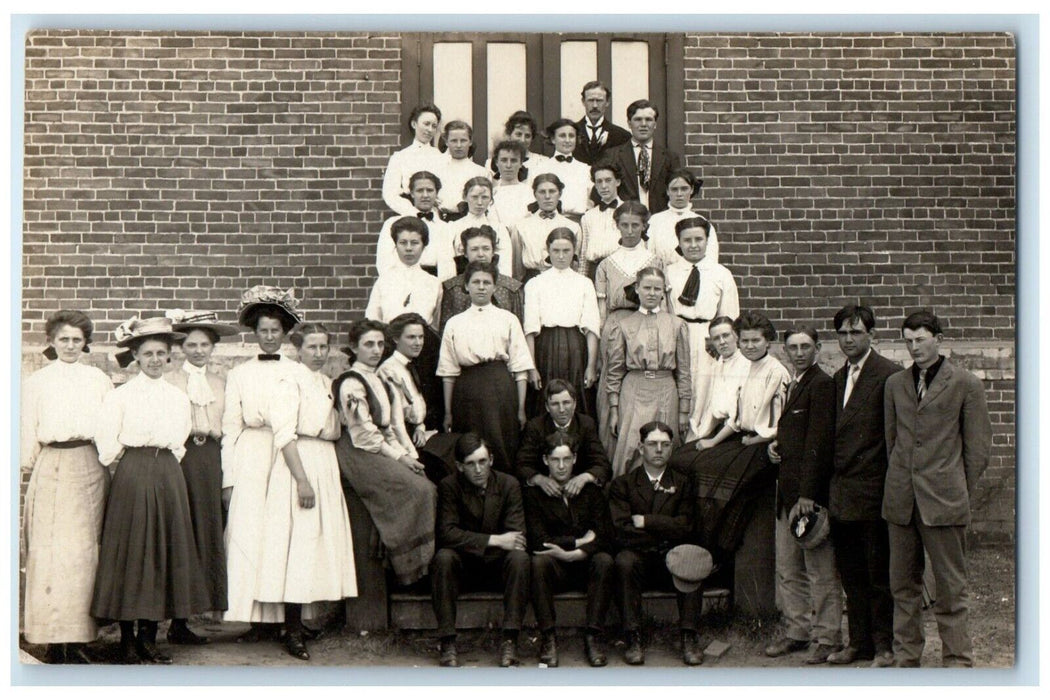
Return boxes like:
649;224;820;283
20;546;1014;669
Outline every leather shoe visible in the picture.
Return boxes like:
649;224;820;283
134;641;173;665
805;643;840;665
236;625;277;644
116;643;141;665
871;650;895;668
764;637;808;658
584;633;607;667
624;631;644;665
682;631;704;666
827;646;874;665
439;639;460;668
498;638;519;667
167;625;210;645
539;632;558;667
285;632;310;661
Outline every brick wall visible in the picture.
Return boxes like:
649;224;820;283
20;31;1014;542
23;31;402;337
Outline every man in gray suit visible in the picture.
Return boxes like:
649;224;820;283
883;310;992;668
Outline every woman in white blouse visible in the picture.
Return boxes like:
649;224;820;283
510;173;582;284
332;319;437;587
435;120;489;220
90;316;209;665
523;228;600;419
689;316;752;449
21;310;112;664
647;169;720;268
375;170;455;278
489;110;549;186
382;103;446;216
164;310;241;645
438;260;536;473
664;217;740;440
491;139;535;232
446;176;514;279
255;322;357;661
578;162;624;281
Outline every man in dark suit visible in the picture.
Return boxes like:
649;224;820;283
597;99;683;213
573;80;631;165
609;421;703;666
525;432;615;667
516;379;612;495
763;325;842;664
826;304;901;667
883;311;991;668
431;432;530;668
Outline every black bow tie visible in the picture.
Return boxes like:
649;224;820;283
416;211;434;221
539;210;556;220
258;353;281;361
555;155;573;163
598;199;619;212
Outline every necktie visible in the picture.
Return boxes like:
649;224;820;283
637;144;651;190
406;360;423;394
182;362;215;407
786;377;798;403
842;364;860;407
258;353;280;361
677;264;701;306
589;124;602;144
598;199;619;212
651;479;660;491
555;154;573;163
416;211;434;221
917;368;928;401
539;210;556;220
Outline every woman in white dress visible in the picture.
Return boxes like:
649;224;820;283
436;120;489;220
491;139;534;231
375;170;455;279
489;110;549;185
21;310;113;664
255;322;358;661
647;169;720;267
511;173;581;284
578;162;624;281
382;103;445;216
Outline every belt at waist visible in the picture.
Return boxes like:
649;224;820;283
124;446;174;457
676;315;710;324
186;434;219;447
463;359;508;370
45;439;93;450
629;368;673;379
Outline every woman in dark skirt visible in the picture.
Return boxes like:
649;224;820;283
522;228;600;419
437;260;536;473
163;310;241;643
91;316;209;664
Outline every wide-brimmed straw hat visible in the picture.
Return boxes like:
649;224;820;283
237;285;303;329
113;316;186;368
165;309;241;337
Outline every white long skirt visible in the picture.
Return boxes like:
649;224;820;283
225;430;358;623
684;320;718;442
22;444;107;643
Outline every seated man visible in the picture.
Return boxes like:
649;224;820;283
431;432;530;668
516;379;611;496
525;432;615;667
609;421;703;666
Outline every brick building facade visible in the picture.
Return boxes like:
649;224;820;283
19;31;1016;542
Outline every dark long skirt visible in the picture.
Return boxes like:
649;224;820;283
179;436;227;612
452;360;519;474
334;432;437;586
669;433;777;563
90;447;210;621
418;325;445;431
527;325;592;420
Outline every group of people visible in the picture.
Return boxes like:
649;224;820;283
20;79;994;670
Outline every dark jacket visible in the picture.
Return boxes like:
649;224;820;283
776;365;836;513
515;413;612;487
523;482;613;556
573;117;632;165
439;273;523;335
830;350;901;521
597;141;683;214
608;466;694;553
437;470;527;560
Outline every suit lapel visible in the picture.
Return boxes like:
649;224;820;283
837;355;880;427
650;470;676;514
919;360;952;410
481;474;500;532
784;367;814;413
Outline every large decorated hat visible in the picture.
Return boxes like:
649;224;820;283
165;308;241;337
113;316;187;368
237;285;303;329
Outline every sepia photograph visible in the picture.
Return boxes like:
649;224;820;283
13;15;1020;678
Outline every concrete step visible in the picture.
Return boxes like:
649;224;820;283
389;588;731;630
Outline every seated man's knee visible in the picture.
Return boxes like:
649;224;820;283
506;549;531;571
432;548;459;573
591;551;614;576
